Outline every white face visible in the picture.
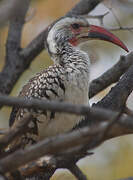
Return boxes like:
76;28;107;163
46;17;88;54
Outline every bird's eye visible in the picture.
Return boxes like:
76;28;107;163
71;23;80;29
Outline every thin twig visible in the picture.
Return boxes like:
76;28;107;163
68;164;87;180
0;95;90;115
109;27;133;31
100;107;124;139
110;8;122;28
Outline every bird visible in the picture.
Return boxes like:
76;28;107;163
9;16;128;149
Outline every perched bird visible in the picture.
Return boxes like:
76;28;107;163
9;16;128;148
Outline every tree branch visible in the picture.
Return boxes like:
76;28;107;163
94;61;133;111
0;0;30;95
89;52;133;98
0;0;27;26
66;0;103;16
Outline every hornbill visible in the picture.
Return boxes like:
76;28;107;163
9;16;128;148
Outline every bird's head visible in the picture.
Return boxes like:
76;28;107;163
46;16;128;56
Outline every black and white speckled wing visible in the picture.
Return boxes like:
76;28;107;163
9;64;66;146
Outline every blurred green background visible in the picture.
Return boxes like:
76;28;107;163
0;0;133;179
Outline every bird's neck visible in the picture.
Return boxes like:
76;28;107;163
51;43;90;69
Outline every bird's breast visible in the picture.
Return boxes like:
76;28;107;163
65;70;89;105
38;69;89;139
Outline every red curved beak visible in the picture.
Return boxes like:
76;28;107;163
88;25;129;52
